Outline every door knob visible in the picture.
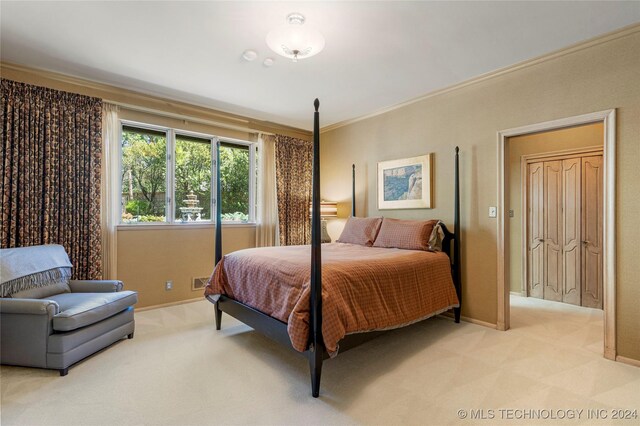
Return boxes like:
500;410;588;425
582;240;590;245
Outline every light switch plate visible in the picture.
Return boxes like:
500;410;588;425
489;207;497;218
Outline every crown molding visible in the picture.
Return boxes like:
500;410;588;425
320;22;640;134
0;61;312;139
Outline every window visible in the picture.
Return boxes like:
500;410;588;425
119;122;256;225
175;134;212;222
121;126;168;223
220;143;250;222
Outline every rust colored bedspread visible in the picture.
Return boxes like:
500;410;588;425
204;243;459;356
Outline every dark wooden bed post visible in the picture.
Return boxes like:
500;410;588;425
352;164;356;216
309;99;324;398
214;140;223;330
453;147;462;323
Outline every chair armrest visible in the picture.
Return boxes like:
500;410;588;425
69;280;124;293
0;298;59;317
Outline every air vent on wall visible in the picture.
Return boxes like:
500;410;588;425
192;277;209;291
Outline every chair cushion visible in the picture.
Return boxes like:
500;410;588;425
47;291;138;332
48;307;134;354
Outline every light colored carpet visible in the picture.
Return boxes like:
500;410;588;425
1;295;639;425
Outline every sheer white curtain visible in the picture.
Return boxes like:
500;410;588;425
256;133;279;247
101;103;120;279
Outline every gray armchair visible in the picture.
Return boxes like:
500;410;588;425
0;245;138;375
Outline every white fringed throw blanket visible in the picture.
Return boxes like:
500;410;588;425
0;244;73;297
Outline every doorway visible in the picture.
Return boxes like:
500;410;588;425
497;110;616;360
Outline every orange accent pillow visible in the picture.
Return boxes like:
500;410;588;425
336;217;383;247
373;218;439;251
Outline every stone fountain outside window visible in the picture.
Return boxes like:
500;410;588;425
180;191;204;222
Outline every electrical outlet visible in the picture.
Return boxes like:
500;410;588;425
489;206;497;218
509;209;515;218
165;280;173;291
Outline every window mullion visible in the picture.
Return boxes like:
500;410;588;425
167;129;175;224
212;136;219;226
118;122;124;223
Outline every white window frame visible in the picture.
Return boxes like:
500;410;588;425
118;120;257;226
173;128;216;224
218;136;257;224
119;120;170;226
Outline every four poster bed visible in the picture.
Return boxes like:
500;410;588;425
205;99;462;397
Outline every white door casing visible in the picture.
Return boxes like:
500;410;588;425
497;109;616;360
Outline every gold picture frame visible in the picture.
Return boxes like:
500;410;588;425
378;154;433;209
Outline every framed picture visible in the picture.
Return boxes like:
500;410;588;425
378;154;433;209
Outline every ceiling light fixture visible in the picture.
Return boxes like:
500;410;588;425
266;13;325;62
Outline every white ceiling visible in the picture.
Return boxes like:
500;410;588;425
2;1;639;130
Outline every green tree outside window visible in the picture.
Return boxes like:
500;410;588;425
121;127;251;223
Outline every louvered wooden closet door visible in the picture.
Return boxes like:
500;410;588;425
562;158;581;306
543;161;563;302
581;156;603;308
526;153;603;309
528;162;544;299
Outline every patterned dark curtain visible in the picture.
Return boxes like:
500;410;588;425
275;135;312;246
0;79;103;279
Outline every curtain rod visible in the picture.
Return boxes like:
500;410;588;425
105;99;277;136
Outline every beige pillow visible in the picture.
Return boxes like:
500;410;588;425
373;218;438;251
336;217;383;247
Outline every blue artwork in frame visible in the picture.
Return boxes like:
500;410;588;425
378;154;432;209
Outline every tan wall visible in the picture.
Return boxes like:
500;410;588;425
321;30;640;360
117;225;255;307
508;123;603;293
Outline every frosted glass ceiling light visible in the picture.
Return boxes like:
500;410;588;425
266;13;325;62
